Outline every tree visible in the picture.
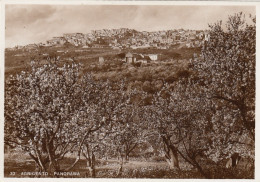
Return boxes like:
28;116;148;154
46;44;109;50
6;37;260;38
112;104;145;162
143;85;180;170
143;78;215;178
192;12;255;159
77;80;144;177
63;75;112;176
101;88;147;177
4;59;106;174
81;80;146;177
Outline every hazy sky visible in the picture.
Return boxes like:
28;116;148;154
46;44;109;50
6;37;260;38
5;5;255;47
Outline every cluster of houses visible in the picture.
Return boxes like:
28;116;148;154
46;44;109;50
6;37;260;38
123;52;158;64
7;28;210;51
121;29;210;49
99;52;159;65
91;28;130;37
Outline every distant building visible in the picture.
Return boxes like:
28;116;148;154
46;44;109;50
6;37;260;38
194;40;200;46
197;32;204;40
189;34;196;41
75;33;84;39
125;52;133;63
139;55;152;64
75;50;84;52
63;33;77;39
204;33;210;41
131;53;153;64
159;46;167;49
147;54;158;61
15;45;24;50
186;43;192;48
130;45;138;49
92;44;103;48
112;46;120;50
6;47;16;51
92;44;110;49
25;44;38;51
99;57;105;64
47;37;66;46
174;35;181;41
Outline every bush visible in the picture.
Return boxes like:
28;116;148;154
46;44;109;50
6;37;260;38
176;69;191;78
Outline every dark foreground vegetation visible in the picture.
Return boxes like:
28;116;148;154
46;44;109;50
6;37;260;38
4;13;255;178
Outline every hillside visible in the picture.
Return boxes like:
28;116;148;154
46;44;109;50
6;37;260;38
5;46;200;80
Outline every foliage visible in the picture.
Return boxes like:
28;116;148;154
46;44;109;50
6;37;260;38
5;58;107;173
192;12;255;159
142;77;215;177
109;90;147;161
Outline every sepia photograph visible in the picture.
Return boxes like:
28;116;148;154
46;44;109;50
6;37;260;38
3;2;256;179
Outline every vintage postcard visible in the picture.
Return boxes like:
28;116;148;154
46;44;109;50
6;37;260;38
1;1;259;181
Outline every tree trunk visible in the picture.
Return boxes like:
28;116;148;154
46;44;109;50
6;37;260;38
162;136;180;169
88;152;96;178
193;160;211;179
166;146;180;169
28;152;45;172
85;143;91;167
88;166;95;178
46;141;60;175
125;153;129;161
116;156;124;177
176;149;211;179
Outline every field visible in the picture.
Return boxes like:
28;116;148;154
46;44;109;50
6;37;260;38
5;47;120;76
5;46;199;76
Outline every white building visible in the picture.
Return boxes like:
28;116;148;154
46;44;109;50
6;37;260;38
147;54;158;61
99;57;105;64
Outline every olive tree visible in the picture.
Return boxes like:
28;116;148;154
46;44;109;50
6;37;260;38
192;12;255;160
4;59;107;174
143;78;214;178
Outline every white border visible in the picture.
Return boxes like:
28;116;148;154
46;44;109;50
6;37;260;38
255;3;259;182
1;1;259;182
0;0;5;181
2;0;260;6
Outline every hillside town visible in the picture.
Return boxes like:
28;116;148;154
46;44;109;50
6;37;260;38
8;28;210;51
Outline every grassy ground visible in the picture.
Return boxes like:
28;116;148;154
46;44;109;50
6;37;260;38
4;157;197;178
5;47;120;76
5;46;197;77
4;152;254;179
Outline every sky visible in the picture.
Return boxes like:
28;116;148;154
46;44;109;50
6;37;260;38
5;5;255;48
